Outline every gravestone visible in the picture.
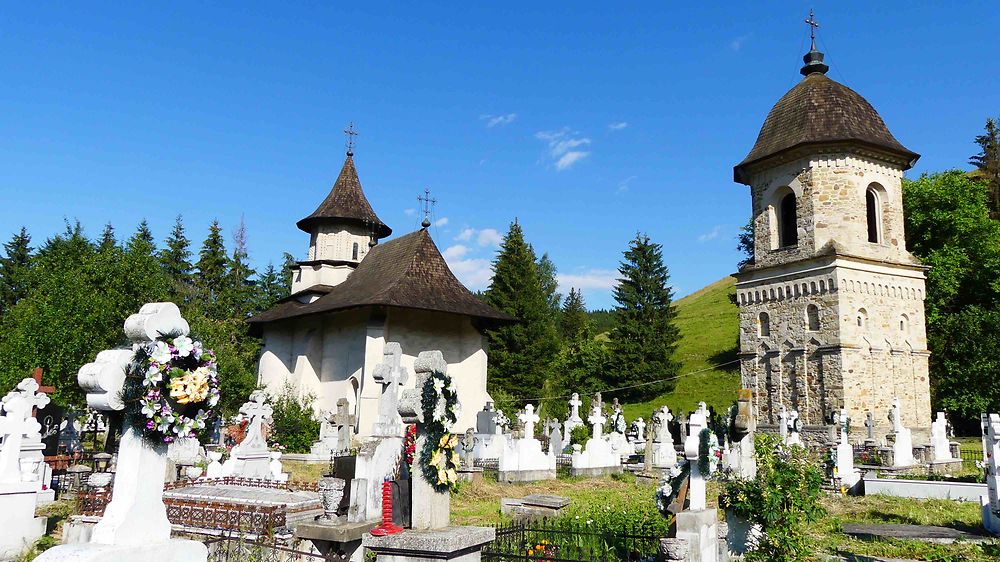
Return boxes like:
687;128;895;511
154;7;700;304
889;397;915;467
563;392;584;436
221;391;277;479
676;408;717;562
778;405;789;443
833;409;859;490
607;400;630;459
930;412;953;461
332;398;357;454
786;409;803;446
982;413;1000;535
570;400;621;477
36;302;206;562
58;409;84;454
864;410;878;446
476;402;498;435
652;407;677;468
727;389;756;479
473;402;507;461
371;342;407;438
0;378;48;557
548;424;564;456
498;404;556;482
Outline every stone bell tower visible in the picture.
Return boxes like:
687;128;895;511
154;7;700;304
290;126;392;293
732;32;932;440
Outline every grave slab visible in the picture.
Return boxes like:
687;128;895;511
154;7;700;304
842;523;989;544
363;526;495;562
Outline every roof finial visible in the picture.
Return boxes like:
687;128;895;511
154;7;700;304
344;122;359;156
800;9;829;76
418;187;437;229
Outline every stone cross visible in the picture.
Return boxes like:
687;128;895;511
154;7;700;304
778;405;789;441
372;342;408;437
684;409;708;511
461;428;478;469
518;404;540;440
568;393;583;422
238;390;273;451
654;407;673;443
696;402;709;418
0;380;46;483
58;409;84;454
331;398;357;453
834;409;849;446
588;402;607;439
931;412;952;461
593;392;603;413
643;416;655;473
865;410;876;441
28;368;55;417
890;397;904;432
982;413;1000;535
632;418;646;443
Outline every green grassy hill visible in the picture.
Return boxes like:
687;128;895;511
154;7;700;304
621;276;741;420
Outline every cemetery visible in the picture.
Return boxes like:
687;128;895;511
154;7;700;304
2;6;1000;562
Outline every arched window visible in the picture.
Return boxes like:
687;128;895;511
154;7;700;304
866;185;883;243
779;192;798;247
758;312;770;337
806;304;820;331
352;242;359;260
899;314;909;333
856;308;867;329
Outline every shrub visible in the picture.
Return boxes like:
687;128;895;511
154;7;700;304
570;424;591;446
721;433;824;562
268;383;321;454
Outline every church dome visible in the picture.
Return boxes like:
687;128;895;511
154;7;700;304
734;50;918;184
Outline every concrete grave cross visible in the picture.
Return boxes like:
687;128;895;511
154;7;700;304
778;405;789;441
519;404;540;440
684;410;709;511
461;428;478;469
587;402;606;439
632;418;646;442
890;397;905;432
568;393;583;422
0;383;44;484
239;390;273;451
28;368;55;417
865;410;876;441
332;398;357;452
372;342;408;436
654;407;673;443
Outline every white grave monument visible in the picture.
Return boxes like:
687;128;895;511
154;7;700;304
36;302;207;562
786;408;803;447
777;404;789;443
0;378;52;496
498;404;556;482
890;397;915;467
371;342;407;438
652;406;677;468
930;412;954;461
675;408;718;562
607;400;630;459
472;403;508;461
563;392;584;436
833;409;860;490
0;378;48;558
982;413;1000;535
570;401;621;476
221;391;285;480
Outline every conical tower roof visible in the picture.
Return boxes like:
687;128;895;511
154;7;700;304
296;153;392;238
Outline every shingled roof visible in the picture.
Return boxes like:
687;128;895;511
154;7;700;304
296;153;392;238
734;58;918;184
249;229;512;329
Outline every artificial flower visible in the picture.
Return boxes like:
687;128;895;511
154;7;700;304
172;335;194;357
150;341;172;364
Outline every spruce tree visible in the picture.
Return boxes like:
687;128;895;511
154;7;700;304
483;221;560;399
221;218;256;318
607;233;681;402
160;215;193;286
280;252;297;294
195;220;228;307
970;116;1000;219
536;253;562;321
98;223;117;252
0;227;33;316
256;263;286;312
560;288;590;342
127;220;156;257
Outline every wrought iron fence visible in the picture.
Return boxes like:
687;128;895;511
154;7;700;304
959;448;983;470
163;477;319;492
205;535;343;561
483;519;660;562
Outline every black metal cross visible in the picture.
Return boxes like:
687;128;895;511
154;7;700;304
417;187;436;227
805;10;820;49
344;122;359;155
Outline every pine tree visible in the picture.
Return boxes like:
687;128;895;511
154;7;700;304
560;288;590;342
607;233;681;402
160;215;193;286
98;223;117;252
483;221;561;399
970;116;1000;219
0;227;33;316
126;220;156;257
195;220;228;308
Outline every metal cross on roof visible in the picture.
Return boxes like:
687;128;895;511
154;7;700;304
805;9;820;50
344;122;359;156
418;187;437;228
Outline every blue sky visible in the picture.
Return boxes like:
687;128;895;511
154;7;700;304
1;2;997;310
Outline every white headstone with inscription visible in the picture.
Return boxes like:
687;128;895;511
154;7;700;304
931;412;953;461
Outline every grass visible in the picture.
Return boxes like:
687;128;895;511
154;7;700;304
813;494;1000;561
622;276;740;420
283;460;329;483
451;474;662;526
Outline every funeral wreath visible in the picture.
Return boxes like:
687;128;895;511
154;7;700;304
417;367;462;492
122;333;220;443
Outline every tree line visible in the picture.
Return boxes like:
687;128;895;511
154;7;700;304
0;216;294;415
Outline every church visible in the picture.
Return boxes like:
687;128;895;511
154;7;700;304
249;146;511;438
733;34;932;440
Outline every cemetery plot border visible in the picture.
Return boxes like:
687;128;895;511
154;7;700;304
204;535;343;561
483;519;660;562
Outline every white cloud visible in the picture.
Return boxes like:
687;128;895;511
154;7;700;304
442;244;469;260
608;121;628;131
434;217;449;227
403;208;416;216
535;128;591;171
456;228;475;242
557;269;618;292
446;257;494;290
480;113;517;128
477;228;502;247
730;34;750;52
617;175;637;193
698;226;722;242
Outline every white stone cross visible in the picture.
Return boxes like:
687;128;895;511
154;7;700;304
568;393;583;422
778;405;789;441
519;404;540;440
0;384;42;484
696;402;709;418
588;403;606;439
332;398;356;452
983;413;1000;535
372;342;408;436
685;410;708;511
632;418;646;442
239;390;273;451
890;397;904;432
654;406;673;443
835;408;849;446
931;412;952;461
